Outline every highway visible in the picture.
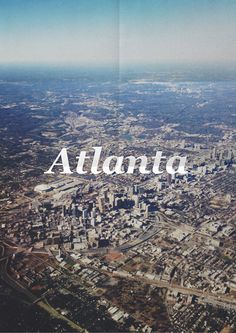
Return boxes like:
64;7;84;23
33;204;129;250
62;246;236;311
0;241;85;333
103;269;236;311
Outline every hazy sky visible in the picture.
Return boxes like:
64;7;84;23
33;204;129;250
0;0;236;65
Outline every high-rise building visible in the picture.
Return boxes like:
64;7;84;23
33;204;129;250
167;173;172;186
98;197;105;213
82;208;88;219
133;194;139;207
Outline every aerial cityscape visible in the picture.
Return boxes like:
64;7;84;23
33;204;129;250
0;1;236;332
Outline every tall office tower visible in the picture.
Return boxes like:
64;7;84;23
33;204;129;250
132;184;139;195
211;147;216;159
218;150;223;162
108;192;115;207
144;204;149;218
98;197;105;213
82;208;88;219
114;197;121;208
103;188;108;201
62;205;67;217
171;173;176;184
90;218;95;227
157;180;163;191
133;194;139;208
167;173;172;186
72;204;77;217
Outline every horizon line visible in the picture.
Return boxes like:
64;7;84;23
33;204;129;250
1;61;236;68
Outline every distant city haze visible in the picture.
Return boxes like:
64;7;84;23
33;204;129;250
0;0;236;65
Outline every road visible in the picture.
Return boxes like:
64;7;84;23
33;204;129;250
0;241;85;332
108;270;236;310
62;247;236;311
81;212;169;255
